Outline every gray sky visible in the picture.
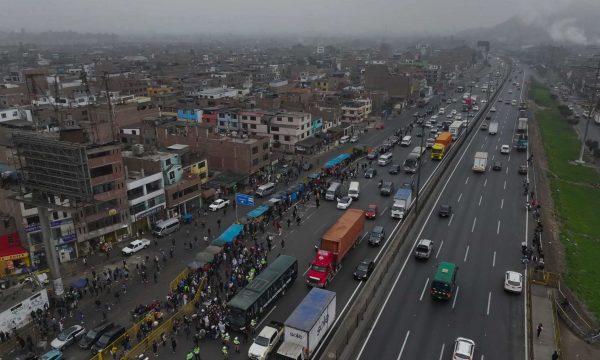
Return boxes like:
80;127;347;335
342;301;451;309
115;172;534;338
0;0;580;36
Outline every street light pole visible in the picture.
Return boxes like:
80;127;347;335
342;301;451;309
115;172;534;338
577;58;600;163
415;114;425;215
466;83;474;129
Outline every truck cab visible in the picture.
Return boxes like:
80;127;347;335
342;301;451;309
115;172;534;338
306;250;335;287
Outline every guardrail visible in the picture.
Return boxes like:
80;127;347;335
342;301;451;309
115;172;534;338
321;63;512;359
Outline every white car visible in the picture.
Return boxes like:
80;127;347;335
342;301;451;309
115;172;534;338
472;105;479;111
430;115;439;120
481;99;487;103
446;113;454;118
451;109;457;115
426;138;436;148
500;144;511;154
438;108;446;115
504;271;523;293
122;239;151;256
454;114;462;120
51;325;85;350
350;135;359;143
209;198;230;211
336;196;353;210
490;106;496;112
340;135;350;144
453;337;475;360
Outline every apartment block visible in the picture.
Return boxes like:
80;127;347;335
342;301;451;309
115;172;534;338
341;98;372;122
269;111;312;153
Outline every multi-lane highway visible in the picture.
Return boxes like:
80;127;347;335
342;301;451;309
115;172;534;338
354;67;529;360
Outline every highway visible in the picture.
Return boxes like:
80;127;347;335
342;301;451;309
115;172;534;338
354;67;529;360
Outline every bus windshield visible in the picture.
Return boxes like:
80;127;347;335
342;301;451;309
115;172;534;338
228;308;247;329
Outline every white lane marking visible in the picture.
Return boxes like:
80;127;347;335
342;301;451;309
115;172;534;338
380;206;388;216
497;220;501;234
448;213;454;226
501;198;504;209
503;180;507;190
396;331;410;360
452;286;460;309
438;343;446;360
508;155;511;162
435;241;444;258
481;143;485;149
484;178;487;187
302;265;311;276
479;195;483;206
471;217;477;232
420;278;430;301
464;245;470;262
465;177;469;185
506;166;509;174
495;145;498;150
458;193;463;203
493;251;496;267
257;305;277;329
491;154;495;161
487;291;492;316
314;223;327;234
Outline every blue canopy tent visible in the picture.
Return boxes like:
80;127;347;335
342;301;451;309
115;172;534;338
246;205;270;220
323;153;351;169
214;223;244;245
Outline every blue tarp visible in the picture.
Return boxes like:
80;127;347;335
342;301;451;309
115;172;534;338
246;205;270;219
216;223;244;243
323;153;352;169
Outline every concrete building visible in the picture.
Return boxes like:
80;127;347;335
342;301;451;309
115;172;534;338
126;170;166;234
239;110;269;137
217;108;240;134
269;111;312;153
341;98;372;122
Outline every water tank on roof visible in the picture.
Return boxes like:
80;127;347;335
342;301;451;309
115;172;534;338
132;144;145;156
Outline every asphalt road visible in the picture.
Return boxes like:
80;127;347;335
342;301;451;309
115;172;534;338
354;67;529;360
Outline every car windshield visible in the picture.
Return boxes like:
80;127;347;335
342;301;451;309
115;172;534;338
371;231;382;238
311;264;328;272
508;279;521;287
357;263;369;272
339;198;350;204
254;335;270;347
58;327;76;341
84;329;98;339
416;245;429;252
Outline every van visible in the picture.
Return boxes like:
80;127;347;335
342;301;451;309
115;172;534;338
400;136;412;147
377;152;393;166
151;218;180;237
348;181;360;199
255;182;275;198
339;135;350;144
325;182;342;201
91;326;126;354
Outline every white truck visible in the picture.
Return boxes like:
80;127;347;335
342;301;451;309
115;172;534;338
248;321;284;360
488;122;499;135
473;152;488;173
391;188;412;219
517;117;528;133
121;238;151;256
449;121;464;140
275;288;336;360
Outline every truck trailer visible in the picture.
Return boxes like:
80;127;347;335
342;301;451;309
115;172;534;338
431;132;452;160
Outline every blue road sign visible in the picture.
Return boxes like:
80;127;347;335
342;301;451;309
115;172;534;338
235;193;255;206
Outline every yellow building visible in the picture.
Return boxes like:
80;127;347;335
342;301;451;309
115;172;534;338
147;86;175;97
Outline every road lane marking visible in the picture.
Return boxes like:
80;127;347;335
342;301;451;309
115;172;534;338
508;155;511;162
497;220;501;234
448;213;454;226
506;166;509;174
495;145;498;150
471;217;477;232
438;343;446;360
420;278;430;301
396;331;410;360
479;195;483;206
487;291;492;315
493;251;496;267
484;178;488;187
503;180;507;190
465;177;469;185
481;143;484;149
464;245;470;262
436;241;444;258
491;154;495;161
380;206;388;216
314;223;327;234
458;193;463;203
501;198;504;209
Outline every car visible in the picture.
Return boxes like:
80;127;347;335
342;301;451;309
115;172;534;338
454;114;462;120
336;196;353;210
438;204;452;217
497;98;502;102
505;99;511;104
472;105;479;111
500;144;511;154
438;108;446;115
426;138;436;148
446;113;454;119
518;165;528;175
485;114;492;120
490;106;496;112
39;350;64;360
414;239;434;260
388;164;401;174
450;109;457;115
12;350;38;360
302;162;313;171
340;135;350;144
51;325;85;350
481;99;487;103
365;205;378;219
367;151;378;160
504;271;523;293
79;322;114;350
453;337;475;360
508;90;513;94
368;226;386;246
208;198;230;211
480;122;488;131
430;127;438;135
121;239;151;256
492;161;502;171
350;135;359;143
453;98;458;103
380;181;394;196
430;114;438;120
389;136;400;145
364;168;377;178
374;122;385;129
353;258;375;280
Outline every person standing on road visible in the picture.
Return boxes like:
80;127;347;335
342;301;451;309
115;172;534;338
217;219;221;229
152;340;159;357
193;345;200;360
552;350;559;360
537;323;543;338
171;337;177;353
222;346;229;359
286;218;291;228
233;336;240;353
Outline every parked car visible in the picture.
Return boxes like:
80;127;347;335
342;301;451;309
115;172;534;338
51;325;85;351
350;135;359;143
365;205;378;219
79;322;114;350
39;350;64;360
208;198;230;211
340;135;350;144
353;258;375;280
121;239;151;256
368;226;386;246
438;204;452;217
518;165;528;175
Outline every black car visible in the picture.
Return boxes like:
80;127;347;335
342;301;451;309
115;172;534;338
353;258;375;280
492;161;502;171
380;181;394;196
388;164;401;174
364;168;377;178
79;322;114;350
368;226;386;246
519;165;528;175
438;204;452;217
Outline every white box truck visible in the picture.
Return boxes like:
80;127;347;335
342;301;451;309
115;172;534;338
488;122;499;135
517;117;528;133
391;188;412;219
473;152;488;173
276;288;336;360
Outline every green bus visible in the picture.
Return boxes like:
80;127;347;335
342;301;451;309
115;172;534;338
227;255;298;331
430;261;458;300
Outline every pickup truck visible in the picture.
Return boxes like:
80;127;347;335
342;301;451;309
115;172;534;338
121;239;151;256
248;321;284;360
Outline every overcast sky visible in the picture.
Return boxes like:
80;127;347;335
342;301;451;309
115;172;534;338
0;0;581;36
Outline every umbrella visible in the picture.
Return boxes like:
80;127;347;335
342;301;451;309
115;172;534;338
195;252;214;263
71;278;87;289
205;245;222;255
187;261;203;270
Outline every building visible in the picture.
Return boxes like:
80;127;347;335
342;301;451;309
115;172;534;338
217;108;240;133
269;111;312;153
0;107;32;123
196;87;247;100
341;99;372;122
364;64;413;100
239;110;269;137
125;169;166;234
0;216;31;278
147;86;175;97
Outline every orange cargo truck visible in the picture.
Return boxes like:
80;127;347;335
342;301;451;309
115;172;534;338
431;132;453;160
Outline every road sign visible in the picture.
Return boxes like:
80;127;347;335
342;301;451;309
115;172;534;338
235;193;254;206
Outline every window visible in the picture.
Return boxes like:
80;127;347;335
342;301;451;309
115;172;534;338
250;124;256;129
219;113;225;118
90;164;113;177
263;142;268;149
288;117;293;122
263;154;269;160
13;111;18;117
250;116;256;121
271;126;279;131
284;136;290;142
1;113;6;119
252;158;259;165
252;146;258;154
273;135;279;141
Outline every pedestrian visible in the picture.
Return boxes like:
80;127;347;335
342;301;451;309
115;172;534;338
296;216;301;226
193;345;201;360
217;219;221;229
152;340;159;357
287;218;291;228
552;350;559;360
222;346;229;359
233;336;240;353
154;272;158;283
171;337;177;353
186;350;194;360
281;238;285;249
537;323;543;338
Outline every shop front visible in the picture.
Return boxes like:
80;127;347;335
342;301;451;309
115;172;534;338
0;246;31;278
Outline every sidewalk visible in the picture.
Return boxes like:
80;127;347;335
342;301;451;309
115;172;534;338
531;283;559;359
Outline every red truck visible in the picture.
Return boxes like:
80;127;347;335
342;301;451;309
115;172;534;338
306;209;365;287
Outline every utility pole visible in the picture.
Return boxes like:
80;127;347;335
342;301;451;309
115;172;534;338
576;57;600;164
466;83;474;129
